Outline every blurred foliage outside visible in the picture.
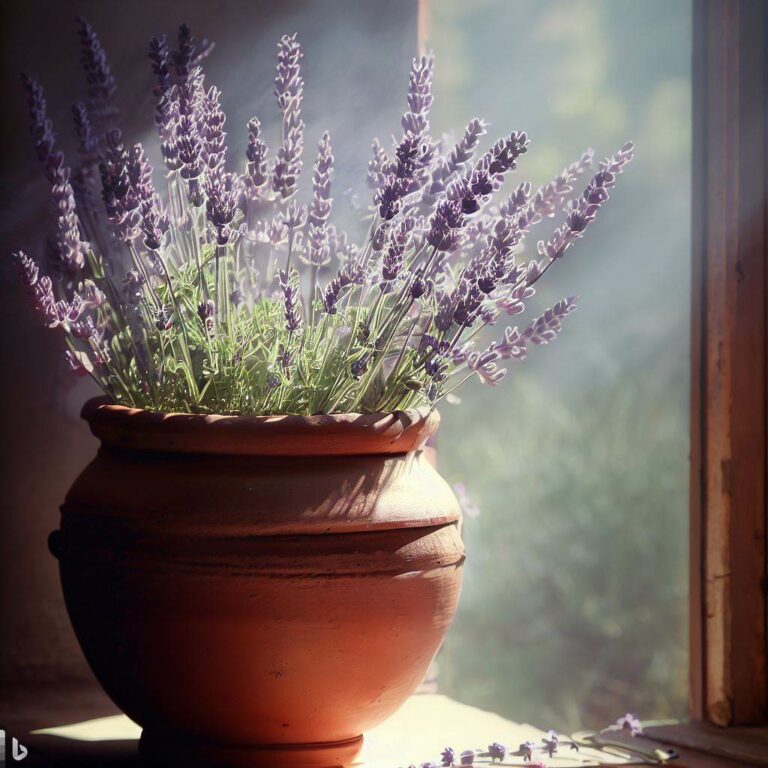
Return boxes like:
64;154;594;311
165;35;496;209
430;0;691;731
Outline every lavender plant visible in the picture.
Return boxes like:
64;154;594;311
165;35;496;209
10;22;633;416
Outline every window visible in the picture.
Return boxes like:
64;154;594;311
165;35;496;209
428;0;692;731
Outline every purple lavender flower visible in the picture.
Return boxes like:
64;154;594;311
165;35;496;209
367;138;388;190
171;27;205;201
350;353;369;378
272;34;304;199
149;35;181;171
22;75;63;183
466;345;505;386
245;117;269;201
50;165;90;273
488;743;506;762
172;24;198;79
440;747;455;767
381;215;415;285
452;280;483;327
199;85;227;171
75;17;118;131
100;131;140;242
13;251;59;327
197;299;215;334
528;149;593;221
198;299;215;320
427;198;464;251
322;256;364;315
519;741;535;762
129;143;169;250
72;102;98;158
537;142;634;264
149;34;172;97
495;297;576;362
303;131;333;267
499;181;531;218
279;268;302;332
542;730;559;758
155;306;173;331
204;169;240;245
409;271;431;299
496;281;534;317
614;713;643;736
425;118;488;203
375;53;436;219
80;279;106;308
478;130;529;179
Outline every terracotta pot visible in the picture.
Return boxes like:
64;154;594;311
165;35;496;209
50;397;464;767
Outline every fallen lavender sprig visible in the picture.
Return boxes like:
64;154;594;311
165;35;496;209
408;713;677;768
8;19;633;416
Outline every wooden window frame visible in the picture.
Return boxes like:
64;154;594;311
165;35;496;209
689;0;767;728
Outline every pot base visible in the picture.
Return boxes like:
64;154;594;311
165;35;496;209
139;730;364;768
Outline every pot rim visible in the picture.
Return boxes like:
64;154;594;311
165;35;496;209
81;396;439;456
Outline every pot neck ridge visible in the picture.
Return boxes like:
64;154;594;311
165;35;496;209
81;397;439;457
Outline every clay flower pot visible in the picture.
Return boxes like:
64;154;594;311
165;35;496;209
49;397;464;767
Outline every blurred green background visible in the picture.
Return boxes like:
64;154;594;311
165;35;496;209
429;0;691;731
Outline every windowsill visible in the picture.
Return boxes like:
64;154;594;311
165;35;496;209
1;681;762;767
644;722;768;767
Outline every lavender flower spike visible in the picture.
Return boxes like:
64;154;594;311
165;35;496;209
99;131;140;243
466;345;506;386
129;143;168;250
537;142;634;263
22;75;63;183
72;102;98;158
75;17;118;131
149;35;180;171
48;161;91;274
199;85;227;172
13;251;59;327
303;131;334;267
279;268;302;332
375;52;436;220
245;117;269;201
272;34;305;200
424;118;487;202
522;296;578;346
204;169;240;246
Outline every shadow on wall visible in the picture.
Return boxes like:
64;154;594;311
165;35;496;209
0;0;419;690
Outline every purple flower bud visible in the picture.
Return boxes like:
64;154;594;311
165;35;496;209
302;131;333;267
367;138;388;190
279;269;302;332
536;143;633;263
440;747;455;767
205;169;240;245
100;131;140;242
272;34;305;199
72;102;98;157
467;345;505;386
155;307;173;331
198;299;215;320
350;353;369;378
245;117;269;200
22;74;64;183
199;85;227;172
488;743;506;762
75;17;119;131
